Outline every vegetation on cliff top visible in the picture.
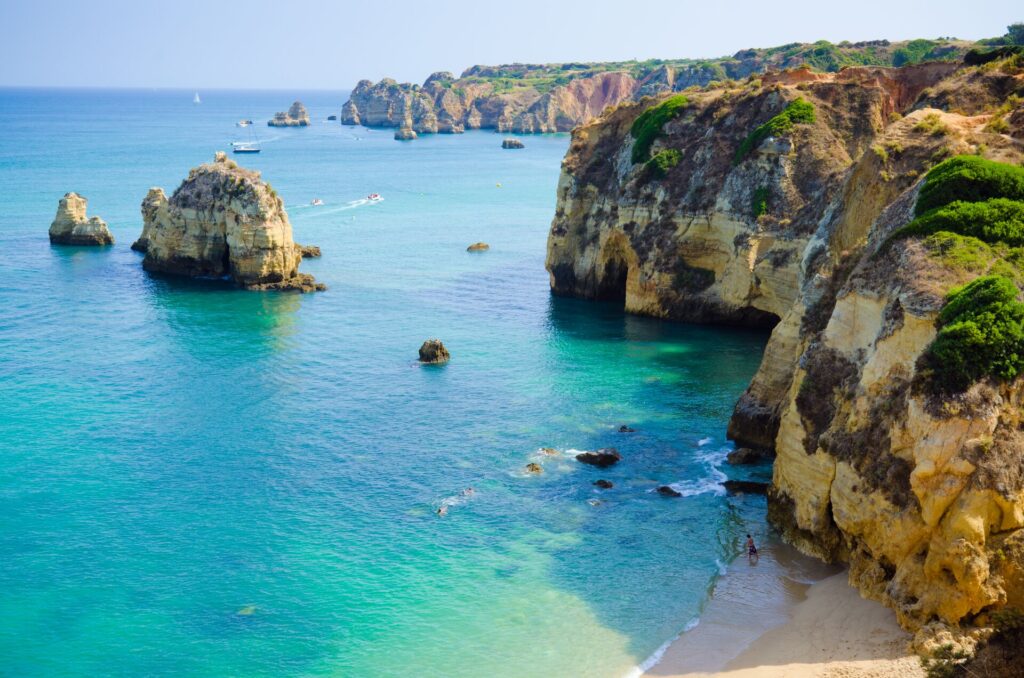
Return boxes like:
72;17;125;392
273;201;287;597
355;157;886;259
734;98;815;163
630;95;688;164
925;275;1024;393
916;156;1024;215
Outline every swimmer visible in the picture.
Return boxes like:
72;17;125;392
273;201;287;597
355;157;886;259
437;505;448;517
461;487;475;497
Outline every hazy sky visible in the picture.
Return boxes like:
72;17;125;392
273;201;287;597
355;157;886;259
0;1;1019;89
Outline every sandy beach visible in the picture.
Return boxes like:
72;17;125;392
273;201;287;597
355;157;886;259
644;538;924;678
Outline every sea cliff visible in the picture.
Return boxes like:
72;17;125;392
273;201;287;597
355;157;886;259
545;49;1024;652
340;38;973;136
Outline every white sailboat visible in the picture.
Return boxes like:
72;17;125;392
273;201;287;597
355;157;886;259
193;91;201;105
232;118;261;153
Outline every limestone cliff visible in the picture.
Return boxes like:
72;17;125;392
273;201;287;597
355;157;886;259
268;101;310;127
49;192;114;245
546;53;1024;644
341;38;974;136
136;152;323;292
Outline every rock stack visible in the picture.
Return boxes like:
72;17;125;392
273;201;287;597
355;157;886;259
418;339;450;364
268;101;310;127
501;138;525;149
135;152;324;292
48;193;114;245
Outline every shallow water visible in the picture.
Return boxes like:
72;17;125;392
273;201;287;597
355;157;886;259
0;88;772;677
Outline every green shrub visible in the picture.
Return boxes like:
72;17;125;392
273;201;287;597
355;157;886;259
924;275;1024;392
893;39;939;66
913;113;949;137
916;156;1024;215
631;94;688;164
752;186;770;217
734;97;815;163
895;198;1024;247
645;148;682;179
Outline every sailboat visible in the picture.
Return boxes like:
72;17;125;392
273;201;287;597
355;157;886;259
193;91;201;104
232;118;261;153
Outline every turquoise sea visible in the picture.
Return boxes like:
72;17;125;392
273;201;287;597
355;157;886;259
0;89;772;677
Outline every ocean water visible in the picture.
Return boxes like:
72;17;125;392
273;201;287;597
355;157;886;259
0;89;772;677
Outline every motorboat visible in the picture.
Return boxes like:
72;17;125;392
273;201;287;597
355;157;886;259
237;119;253;127
367;193;382;201
311;199;324;206
232;142;260;154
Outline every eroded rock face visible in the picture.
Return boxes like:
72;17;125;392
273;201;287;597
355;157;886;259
49;192;114;245
546;60;1024;636
137;152;323;292
268;101;310;127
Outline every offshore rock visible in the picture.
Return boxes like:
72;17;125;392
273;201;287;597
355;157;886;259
466;242;489;252
502;138;525;149
418;339;450;364
299;245;321;258
137;152;322;292
394;126;417;141
656;485;682;497
268;101;310;127
49;192;114;245
722;480;769;495
575;448;621;468
594;479;614;489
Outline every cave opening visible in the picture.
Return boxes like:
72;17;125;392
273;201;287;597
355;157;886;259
596;256;628;302
220;242;231;278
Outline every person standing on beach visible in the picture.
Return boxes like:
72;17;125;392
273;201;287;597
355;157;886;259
746;534;758;562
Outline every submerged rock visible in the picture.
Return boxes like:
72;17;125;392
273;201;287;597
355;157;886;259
525;462;543;474
49;193;114;246
594;479;614;489
618;425;635;433
575;448;621;468
418;339;450;364
299;244;321;258
726;447;773;465
268;101;310;127
656;485;682;497
466;242;489;252
540;447;559;455
135;152;323;292
722;480;769;496
502;138;525;149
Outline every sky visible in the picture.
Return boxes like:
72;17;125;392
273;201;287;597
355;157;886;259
0;0;1019;89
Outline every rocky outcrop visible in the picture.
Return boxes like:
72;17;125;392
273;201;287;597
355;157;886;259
49;193;114;245
546;55;1024;643
394;126;417;141
466;242;489;252
136;152;323;292
299;244;321;258
502;138;525;149
575;448;621;467
418;339;449;364
268;101;310;127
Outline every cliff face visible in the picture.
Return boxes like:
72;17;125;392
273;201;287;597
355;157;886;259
342;71;638;134
546;57;1024;642
49;192;114;245
136;152;323;292
341;38;974;136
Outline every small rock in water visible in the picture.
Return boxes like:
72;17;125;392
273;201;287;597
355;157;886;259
299;244;321;258
657;485;682;497
466;242;490;252
237;605;257;616
618;425;635;433
525;463;543;474
575;448;621;468
418;339;450;364
540;447;559;455
327;115;338;121
722;480;769;495
587;498;603;507
394;126;417;141
502;138;525;149
594;479;613;489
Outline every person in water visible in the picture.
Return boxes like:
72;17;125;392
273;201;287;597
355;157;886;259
746;534;758;560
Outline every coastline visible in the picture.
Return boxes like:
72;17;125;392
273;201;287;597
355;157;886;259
642;537;923;678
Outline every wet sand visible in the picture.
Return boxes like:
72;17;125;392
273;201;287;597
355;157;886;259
644;537;923;677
